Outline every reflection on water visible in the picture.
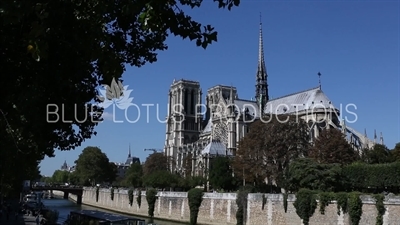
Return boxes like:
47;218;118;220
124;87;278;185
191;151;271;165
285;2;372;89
41;198;185;225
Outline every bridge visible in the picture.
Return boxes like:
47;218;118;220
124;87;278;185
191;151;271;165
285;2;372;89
31;186;83;204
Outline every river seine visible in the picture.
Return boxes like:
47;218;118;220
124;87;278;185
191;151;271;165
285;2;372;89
41;198;184;225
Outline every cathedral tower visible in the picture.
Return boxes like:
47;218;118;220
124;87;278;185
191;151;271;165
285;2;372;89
164;79;203;171
255;18;269;110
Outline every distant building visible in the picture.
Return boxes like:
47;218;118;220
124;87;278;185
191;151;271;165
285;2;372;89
60;160;75;172
114;145;140;178
60;160;69;171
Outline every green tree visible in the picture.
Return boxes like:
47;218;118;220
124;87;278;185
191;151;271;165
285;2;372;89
51;170;70;184
143;153;169;176
209;156;237;191
68;172;79;185
122;162;143;187
143;170;179;189
391;143;400;161
105;162;118;184
293;189;317;225
74;146;114;185
363;144;392;164
232;115;309;188
285;158;342;192
0;0;240;192
179;176;206;191
309;128;358;165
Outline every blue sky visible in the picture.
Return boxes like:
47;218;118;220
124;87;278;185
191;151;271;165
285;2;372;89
40;0;400;176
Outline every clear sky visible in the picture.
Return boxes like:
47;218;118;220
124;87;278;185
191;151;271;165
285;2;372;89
40;0;400;176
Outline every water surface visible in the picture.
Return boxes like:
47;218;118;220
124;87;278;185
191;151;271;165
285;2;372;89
41;198;185;225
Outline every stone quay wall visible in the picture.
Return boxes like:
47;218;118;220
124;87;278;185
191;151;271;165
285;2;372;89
52;190;64;198
52;190;78;203
79;187;400;225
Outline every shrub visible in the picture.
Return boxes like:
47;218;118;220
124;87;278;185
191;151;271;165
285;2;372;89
319;192;334;215
188;188;204;225
95;187;99;202
146;188;158;218
335;192;348;215
283;193;288;213
128;189;134;206
110;187;114;201
374;194;385;225
262;194;267;210
293;189;317;225
236;187;249;225
348;192;362;225
137;190;142;208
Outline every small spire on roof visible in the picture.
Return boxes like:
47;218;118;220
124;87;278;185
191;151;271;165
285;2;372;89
317;72;322;89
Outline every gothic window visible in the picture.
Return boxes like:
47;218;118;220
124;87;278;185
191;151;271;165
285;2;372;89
213;122;228;146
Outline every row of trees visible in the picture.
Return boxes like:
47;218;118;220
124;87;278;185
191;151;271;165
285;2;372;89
231;115;400;192
44;145;238;192
0;0;240;196
44;116;399;194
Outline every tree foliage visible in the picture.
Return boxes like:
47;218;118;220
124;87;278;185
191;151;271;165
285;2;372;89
309;128;358;165
74;146;116;185
232;115;309;188
293;189;317;225
188;188;204;225
143;153;169;176
209;156;237;191
235;186;253;225
342;162;400;192
363;144;393;164
146;188;158;218
391;143;400;161
143;170;179;189
121;162;143;187
51;170;70;184
348;192;363;225
285;158;342;192
0;0;240;191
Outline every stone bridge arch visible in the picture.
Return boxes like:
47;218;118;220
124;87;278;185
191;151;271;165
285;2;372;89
31;187;83;204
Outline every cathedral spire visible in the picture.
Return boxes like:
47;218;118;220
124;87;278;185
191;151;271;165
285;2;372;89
255;13;269;109
128;143;131;158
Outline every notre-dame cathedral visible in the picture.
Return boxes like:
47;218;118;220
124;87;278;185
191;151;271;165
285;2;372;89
163;21;379;177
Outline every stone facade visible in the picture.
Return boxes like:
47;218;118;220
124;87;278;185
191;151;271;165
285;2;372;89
76;188;400;225
163;22;377;179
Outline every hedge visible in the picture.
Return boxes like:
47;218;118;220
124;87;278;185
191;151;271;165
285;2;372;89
343;162;400;191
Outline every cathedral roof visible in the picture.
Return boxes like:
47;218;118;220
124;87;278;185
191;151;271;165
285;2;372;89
263;86;337;115
125;157;140;165
201;140;232;156
202;119;213;133
234;99;261;118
